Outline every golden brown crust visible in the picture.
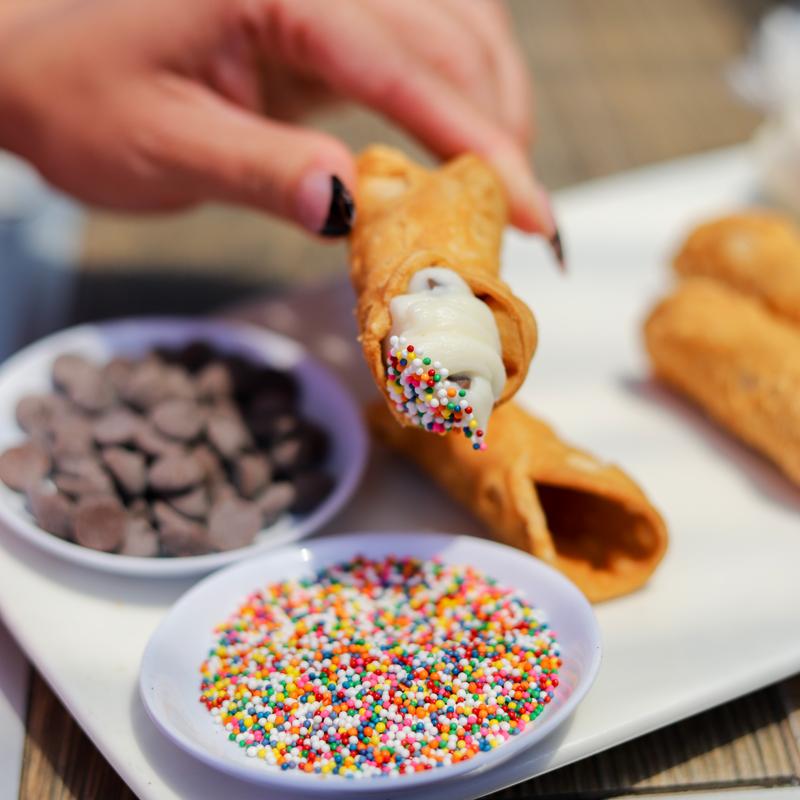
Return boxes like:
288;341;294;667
369;400;668;602
673;212;800;326
349;146;537;428
644;277;800;485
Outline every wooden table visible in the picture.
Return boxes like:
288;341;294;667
11;0;800;797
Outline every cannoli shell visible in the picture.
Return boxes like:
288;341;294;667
673;212;800;326
369;401;668;602
349;146;537;429
645;277;800;485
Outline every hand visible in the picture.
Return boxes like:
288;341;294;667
0;0;553;236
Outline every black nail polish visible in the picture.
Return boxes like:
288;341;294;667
320;175;355;237
549;227;565;271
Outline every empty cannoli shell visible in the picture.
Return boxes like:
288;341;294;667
369;401;668;602
673;212;800;326
645;277;800;485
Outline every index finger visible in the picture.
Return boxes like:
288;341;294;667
253;0;554;235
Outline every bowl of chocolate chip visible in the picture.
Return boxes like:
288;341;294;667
0;318;367;576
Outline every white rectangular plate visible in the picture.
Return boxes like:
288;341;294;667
2;146;799;800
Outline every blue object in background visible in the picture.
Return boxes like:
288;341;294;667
0;152;267;361
0;154;80;359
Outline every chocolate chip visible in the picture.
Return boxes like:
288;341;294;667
120;361;169;411
268;413;301;442
252;368;298;400
207;497;261;551
271;424;328;475
148;452;204;494
205;398;240;420
93;408;141;446
160;366;197;402
0;442;51;491
163;341;214;372
180;341;215;371
119;517;160;557
128;497;153;523
52;354;90;392
53;354;117;414
151;346;179;365
102;356;135;392
151;399;204;441
207;413;251;461
102;447;146;496
73;374;117;414
53;458;115;498
233;453;271;499
15;394;67;435
73;496;127;551
211;482;239;504
27;486;73;539
167;486;208;520
195;362;233;399
290;471;333;513
255;482;295;525
246;388;296;422
134;423;183;458
49;415;95;457
54;453;99;475
221;355;260;398
301;421;329;456
153;501;209;556
192;444;225;484
248;412;300;447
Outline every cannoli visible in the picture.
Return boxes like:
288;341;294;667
369;401;668;602
644;277;800;485
673;212;800;326
349;146;537;450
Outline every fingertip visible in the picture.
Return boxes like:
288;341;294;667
508;183;565;270
295;171;355;237
489;146;555;238
291;134;357;236
509;206;539;234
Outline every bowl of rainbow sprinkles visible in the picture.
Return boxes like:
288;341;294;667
140;532;601;795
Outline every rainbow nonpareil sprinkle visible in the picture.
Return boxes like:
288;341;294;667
198;556;561;778
385;336;487;451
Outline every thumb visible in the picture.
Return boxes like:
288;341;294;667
151;82;356;236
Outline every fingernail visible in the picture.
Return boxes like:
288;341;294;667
296;173;355;236
321;175;355;236
533;185;557;237
538;189;565;271
550;226;565;271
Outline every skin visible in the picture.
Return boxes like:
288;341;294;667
0;0;554;236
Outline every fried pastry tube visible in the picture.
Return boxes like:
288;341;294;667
369;401;668;602
645;277;800;485
673;212;800;326
349;146;537;434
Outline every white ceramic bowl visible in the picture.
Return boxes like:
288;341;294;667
0;317;368;577
140;532;602;797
